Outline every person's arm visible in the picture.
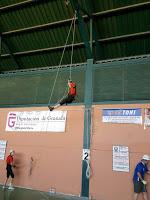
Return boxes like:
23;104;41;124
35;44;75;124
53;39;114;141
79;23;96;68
145;165;150;175
137;172;147;184
146;170;150;175
137;172;144;181
11;157;16;168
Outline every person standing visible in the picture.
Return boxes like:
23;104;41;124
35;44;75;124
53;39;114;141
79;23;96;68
3;149;15;190
133;154;150;200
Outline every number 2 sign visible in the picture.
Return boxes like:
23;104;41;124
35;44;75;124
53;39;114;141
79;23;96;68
82;149;90;161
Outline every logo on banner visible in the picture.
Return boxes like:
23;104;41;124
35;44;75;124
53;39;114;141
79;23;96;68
7;113;17;128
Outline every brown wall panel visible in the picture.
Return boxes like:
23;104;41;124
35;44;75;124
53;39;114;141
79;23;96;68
90;104;150;200
0;104;150;200
0;106;84;195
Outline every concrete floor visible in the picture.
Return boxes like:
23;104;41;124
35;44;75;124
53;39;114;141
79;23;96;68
0;186;89;200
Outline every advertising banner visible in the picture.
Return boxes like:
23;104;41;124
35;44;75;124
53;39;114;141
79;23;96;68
6;111;67;132
102;108;142;124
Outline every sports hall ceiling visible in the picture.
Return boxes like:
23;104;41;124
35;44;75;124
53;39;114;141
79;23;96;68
0;0;150;72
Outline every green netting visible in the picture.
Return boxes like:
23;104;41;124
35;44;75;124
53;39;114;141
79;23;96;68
0;58;150;107
93;62;150;102
93;66;123;101
125;64;150;100
0;67;85;106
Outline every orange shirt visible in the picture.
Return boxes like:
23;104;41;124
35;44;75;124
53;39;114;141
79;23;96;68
68;82;76;96
6;155;13;165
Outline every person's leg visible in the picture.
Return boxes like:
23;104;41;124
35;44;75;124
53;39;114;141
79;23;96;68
3;178;8;188
48;95;69;111
48;95;75;111
3;168;10;188
65;95;75;104
8;169;14;189
141;181;148;200
8;178;12;187
142;192;148;200
8;178;14;189
54;104;61;109
134;193;139;200
48;103;61;111
133;181;142;200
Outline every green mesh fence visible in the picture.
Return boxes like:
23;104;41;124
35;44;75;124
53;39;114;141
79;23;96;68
93;61;150;102
0;58;150;107
0;66;85;106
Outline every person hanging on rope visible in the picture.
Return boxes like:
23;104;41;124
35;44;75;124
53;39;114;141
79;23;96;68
48;79;76;111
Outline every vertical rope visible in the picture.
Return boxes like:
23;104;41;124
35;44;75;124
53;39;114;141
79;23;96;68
48;14;75;105
85;107;91;179
69;11;76;80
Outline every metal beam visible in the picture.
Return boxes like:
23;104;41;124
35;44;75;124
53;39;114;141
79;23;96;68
0;0;33;12
93;1;150;17
2;39;21;69
89;19;93;51
98;31;150;43
70;0;93;59
0;35;1;53
2;18;74;36
1;42;84;57
85;0;101;60
81;58;93;198
1;1;150;36
1;31;150;58
1;0;148;13
0;35;1;55
0;0;47;12
1;27;21;69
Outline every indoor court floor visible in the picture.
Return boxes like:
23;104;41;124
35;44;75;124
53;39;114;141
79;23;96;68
0;186;86;200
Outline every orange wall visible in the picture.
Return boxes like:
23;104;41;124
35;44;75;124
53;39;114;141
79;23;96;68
0;106;84;195
90;104;150;200
0;104;150;200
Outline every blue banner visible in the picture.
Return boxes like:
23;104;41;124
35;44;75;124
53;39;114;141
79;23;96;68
102;108;142;124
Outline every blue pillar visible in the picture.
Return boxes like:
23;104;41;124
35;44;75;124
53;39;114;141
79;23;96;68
81;58;93;197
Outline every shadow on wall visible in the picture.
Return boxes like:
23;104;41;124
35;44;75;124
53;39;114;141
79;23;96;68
13;153;37;185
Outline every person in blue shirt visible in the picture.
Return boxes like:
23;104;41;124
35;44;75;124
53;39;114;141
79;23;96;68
133;154;150;200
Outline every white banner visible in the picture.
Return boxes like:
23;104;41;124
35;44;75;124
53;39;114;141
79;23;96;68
102;108;142;124
0;140;7;160
6;111;67;132
113;145;129;172
144;108;150;129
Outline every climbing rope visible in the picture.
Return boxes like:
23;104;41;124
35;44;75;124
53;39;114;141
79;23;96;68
85;107;91;179
85;159;91;179
48;12;76;105
69;11;76;80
